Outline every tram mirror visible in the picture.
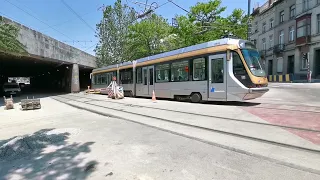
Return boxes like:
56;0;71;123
227;50;231;61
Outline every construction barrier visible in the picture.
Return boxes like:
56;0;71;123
268;74;294;82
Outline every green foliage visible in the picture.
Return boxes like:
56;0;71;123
172;0;250;47
95;0;250;66
0;17;26;54
226;9;251;39
125;14;174;60
94;0;136;67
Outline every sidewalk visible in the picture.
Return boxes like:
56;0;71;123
54;94;320;174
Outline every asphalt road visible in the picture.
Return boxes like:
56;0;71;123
249;83;320;106
0;84;320;179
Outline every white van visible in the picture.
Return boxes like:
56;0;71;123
2;82;21;96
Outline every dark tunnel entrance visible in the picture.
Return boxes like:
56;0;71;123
0;52;93;97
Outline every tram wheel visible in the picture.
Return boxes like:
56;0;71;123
190;93;202;103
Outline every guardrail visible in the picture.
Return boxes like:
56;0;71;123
268;74;294;82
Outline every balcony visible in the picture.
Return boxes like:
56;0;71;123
273;44;285;54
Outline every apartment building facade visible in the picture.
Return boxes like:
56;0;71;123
250;0;320;80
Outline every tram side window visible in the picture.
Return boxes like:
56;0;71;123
91;74;95;85
136;68;142;84
120;69;133;84
143;68;147;85
193;57;206;81
233;51;247;75
106;73;112;85
97;74;102;84
101;73;106;84
211;58;224;83
171;60;189;82
156;63;170;82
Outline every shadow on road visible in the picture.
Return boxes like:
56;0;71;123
0;128;97;179
202;101;261;107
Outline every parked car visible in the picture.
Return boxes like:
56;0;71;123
2;82;21;97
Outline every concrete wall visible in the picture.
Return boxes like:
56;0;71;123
1;16;97;68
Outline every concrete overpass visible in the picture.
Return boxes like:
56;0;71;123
0;16;97;93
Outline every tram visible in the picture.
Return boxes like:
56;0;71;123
91;38;269;102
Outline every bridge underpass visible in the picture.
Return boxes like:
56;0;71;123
0;16;96;97
0;52;92;96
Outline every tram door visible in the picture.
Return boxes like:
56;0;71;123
142;66;155;96
208;54;227;101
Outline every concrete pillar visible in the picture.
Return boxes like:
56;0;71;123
71;63;80;93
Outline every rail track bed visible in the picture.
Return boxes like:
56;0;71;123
53;94;320;175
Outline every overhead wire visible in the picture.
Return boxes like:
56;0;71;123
60;0;97;34
3;0;87;48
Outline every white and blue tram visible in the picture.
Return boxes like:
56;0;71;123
91;38;269;102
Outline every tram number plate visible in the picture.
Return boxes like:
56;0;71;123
10;91;16;94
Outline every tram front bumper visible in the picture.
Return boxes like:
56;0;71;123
248;87;269;93
243;87;269;100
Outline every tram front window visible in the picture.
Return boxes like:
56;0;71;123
241;49;266;77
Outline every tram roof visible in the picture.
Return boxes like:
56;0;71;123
93;38;245;72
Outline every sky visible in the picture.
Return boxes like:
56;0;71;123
0;0;266;56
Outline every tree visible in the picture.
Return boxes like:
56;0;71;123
95;0;136;67
125;14;174;60
172;0;227;47
225;9;251;39
171;0;250;48
0;17;26;54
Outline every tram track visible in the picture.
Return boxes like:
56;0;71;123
55;94;320;154
67;94;320;133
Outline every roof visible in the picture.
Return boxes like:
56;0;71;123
93;38;242;72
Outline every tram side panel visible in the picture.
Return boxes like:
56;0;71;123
226;51;251;101
153;81;207;99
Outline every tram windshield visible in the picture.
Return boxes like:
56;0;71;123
241;49;266;77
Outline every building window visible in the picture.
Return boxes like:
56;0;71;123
303;0;309;11
279;30;284;45
317;14;320;33
290;5;295;19
171;60;189;82
280;11;284;23
192;57;206;81
156;63;170;82
269;35;273;48
136;67;142;84
262;38;266;50
289;26;295;41
270;19;274;29
255;21;258;33
297;19;311;38
262;22;266;33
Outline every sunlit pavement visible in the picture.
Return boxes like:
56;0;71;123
244;83;320;144
1;89;320;179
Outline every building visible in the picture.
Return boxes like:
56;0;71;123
250;0;320;81
250;0;277;74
